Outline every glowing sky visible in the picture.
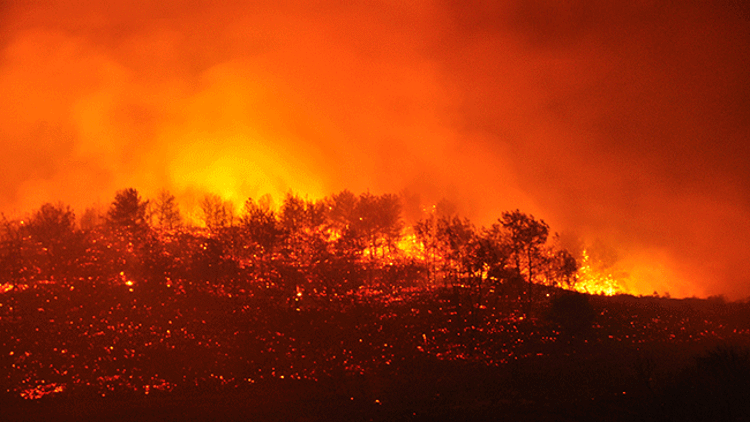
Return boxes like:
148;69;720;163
1;1;749;298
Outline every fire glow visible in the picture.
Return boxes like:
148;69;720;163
573;249;625;297
2;4;750;420
1;1;749;305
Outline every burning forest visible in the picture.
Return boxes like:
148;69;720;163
2;189;750;421
3;1;750;420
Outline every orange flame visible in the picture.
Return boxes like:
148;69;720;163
573;249;625;296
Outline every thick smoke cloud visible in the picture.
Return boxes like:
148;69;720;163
1;1;749;298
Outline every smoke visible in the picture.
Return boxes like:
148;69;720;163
1;1;749;298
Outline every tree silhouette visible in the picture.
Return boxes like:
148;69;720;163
414;214;476;286
153;189;182;229
0;216;27;289
24;203;80;280
499;210;549;285
79;206;104;230
476;223;523;301
545;249;578;288
352;192;402;259
374;193;403;256
107;188;150;235
414;214;439;283
241;196;281;260
325;190;358;239
437;216;481;312
26;203;76;240
322;190;364;260
438;216;474;279
199;194;234;229
277;193;330;295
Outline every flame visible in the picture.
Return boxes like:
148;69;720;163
573;249;626;296
397;232;422;257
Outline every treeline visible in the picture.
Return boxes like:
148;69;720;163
0;188;579;308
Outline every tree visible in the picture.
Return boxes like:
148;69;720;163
545;249;578;288
414;214;475;284
438;216;475;277
24;203;80;279
499;210;549;285
374;193;403;256
414;213;438;280
199;194;234;229
26;203;75;241
79;206;104;230
107;188;149;234
474;224;523;301
351;192;403;259
153;189;182;229
276;193;333;295
436;216;479;312
324;190;358;239
241;196;280;255
0;215;27;289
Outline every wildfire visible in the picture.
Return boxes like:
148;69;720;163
397;232;422;257
574;249;625;296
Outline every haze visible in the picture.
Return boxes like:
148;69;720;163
1;1;749;299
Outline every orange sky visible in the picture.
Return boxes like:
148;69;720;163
1;1;749;299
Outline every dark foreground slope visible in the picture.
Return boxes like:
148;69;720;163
3;288;750;422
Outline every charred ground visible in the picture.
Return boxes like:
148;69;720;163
3;285;750;421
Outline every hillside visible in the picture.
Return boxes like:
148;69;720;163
3;283;749;421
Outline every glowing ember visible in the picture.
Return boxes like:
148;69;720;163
20;383;65;400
